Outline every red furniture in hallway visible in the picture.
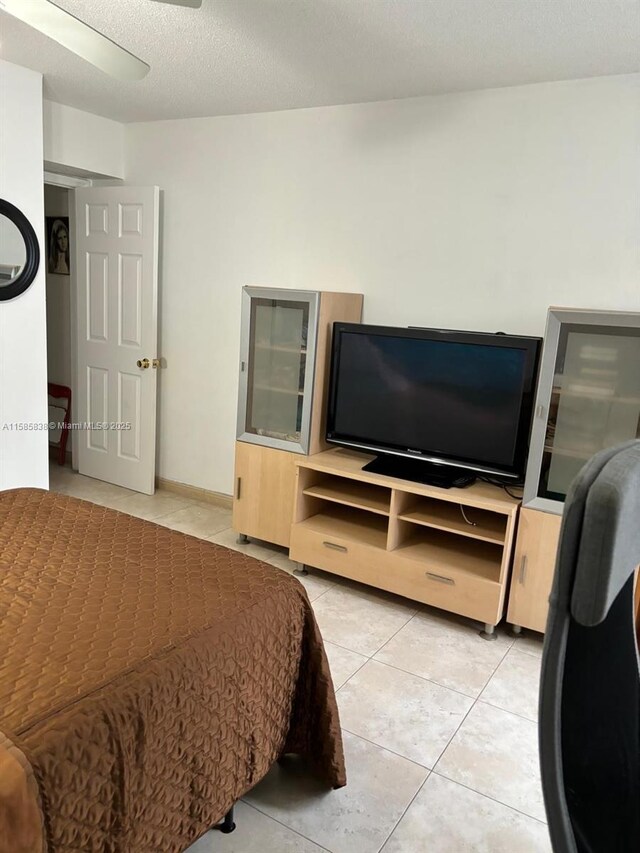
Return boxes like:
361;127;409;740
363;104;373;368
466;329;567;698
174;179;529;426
48;383;71;466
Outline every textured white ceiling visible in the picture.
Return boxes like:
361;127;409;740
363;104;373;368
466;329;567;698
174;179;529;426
1;0;639;123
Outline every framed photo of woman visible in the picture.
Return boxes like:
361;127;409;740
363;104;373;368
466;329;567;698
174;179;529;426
46;216;70;275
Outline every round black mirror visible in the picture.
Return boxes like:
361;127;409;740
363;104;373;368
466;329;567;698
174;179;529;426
0;198;40;301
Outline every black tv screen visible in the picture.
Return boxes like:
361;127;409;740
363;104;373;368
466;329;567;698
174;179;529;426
326;325;541;480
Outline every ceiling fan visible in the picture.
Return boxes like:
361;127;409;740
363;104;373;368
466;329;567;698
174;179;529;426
0;0;202;81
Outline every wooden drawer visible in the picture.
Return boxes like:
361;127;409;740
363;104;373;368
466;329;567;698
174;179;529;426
290;522;503;625
391;552;503;625
290;523;389;582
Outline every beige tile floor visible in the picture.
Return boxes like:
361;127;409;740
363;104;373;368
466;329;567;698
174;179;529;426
48;464;551;853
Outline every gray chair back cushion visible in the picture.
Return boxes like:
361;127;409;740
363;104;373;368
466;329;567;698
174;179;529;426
539;441;640;853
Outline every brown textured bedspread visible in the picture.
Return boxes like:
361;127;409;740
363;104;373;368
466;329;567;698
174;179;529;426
0;488;345;853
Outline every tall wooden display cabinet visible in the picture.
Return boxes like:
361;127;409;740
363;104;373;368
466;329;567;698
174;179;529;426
232;286;363;548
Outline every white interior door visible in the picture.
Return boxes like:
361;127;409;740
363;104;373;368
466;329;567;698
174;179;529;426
74;186;159;494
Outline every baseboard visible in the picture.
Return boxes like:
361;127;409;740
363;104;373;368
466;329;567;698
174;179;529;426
49;455;231;509
156;476;233;510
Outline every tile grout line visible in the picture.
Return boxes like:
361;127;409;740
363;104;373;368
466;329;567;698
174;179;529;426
108;504;192;523
240;800;334;852
376;770;433;853
333;630;512;775
339;727;431;772
324;638;370;659
477;696;538;726
508;643;543;658
426;684;479;775
333;656;370;692
359;657;486;702
363;608;420;659
325;610;523;702
474;631;516;696
370;611;504;851
476;696;538;725
512;644;543;660
431;769;548;825
305;583;335;606
327;620;537;764
473;639;541;722
427;636;515;771
431;665;546;826
378;766;550;853
312;588;419;630
368;609;418;657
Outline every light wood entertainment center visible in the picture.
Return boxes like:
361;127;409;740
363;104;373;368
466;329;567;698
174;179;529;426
289;447;520;637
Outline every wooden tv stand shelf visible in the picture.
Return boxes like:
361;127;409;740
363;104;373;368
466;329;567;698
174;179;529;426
289;448;520;636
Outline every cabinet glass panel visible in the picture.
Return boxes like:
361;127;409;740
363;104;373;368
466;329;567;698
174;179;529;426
245;298;309;443
538;325;640;502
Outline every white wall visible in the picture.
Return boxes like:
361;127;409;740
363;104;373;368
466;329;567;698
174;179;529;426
0;60;49;490
126;73;640;495
43;100;125;179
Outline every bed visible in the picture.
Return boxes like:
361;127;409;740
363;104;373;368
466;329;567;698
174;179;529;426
0;488;345;853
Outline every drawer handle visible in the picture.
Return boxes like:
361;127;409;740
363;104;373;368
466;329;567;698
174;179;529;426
323;541;347;553
236;477;242;500
519;555;528;585
425;572;455;586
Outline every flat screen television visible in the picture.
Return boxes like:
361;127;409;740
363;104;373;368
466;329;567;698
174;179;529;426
326;324;542;487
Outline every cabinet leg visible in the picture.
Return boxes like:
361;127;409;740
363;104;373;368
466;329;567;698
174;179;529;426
511;624;522;636
480;623;497;640
294;563;308;576
236;533;249;545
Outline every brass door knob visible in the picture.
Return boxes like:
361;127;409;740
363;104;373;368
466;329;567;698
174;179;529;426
137;358;150;369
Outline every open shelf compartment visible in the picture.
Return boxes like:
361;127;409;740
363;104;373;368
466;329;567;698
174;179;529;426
397;495;507;544
296;503;389;549
394;523;503;583
303;475;392;516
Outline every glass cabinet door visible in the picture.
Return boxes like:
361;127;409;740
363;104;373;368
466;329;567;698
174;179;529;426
237;287;319;454
525;311;640;511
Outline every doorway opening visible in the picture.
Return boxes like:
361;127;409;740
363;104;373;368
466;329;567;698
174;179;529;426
44;180;75;473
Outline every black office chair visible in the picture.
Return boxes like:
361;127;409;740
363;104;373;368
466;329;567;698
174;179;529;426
539;440;640;853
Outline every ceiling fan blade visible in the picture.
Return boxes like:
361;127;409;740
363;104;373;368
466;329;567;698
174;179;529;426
148;0;203;7
0;0;150;81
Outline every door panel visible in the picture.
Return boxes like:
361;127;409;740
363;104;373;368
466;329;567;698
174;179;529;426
87;253;108;340
118;254;142;346
507;508;562;633
232;442;298;548
118;372;141;460
75;186;159;494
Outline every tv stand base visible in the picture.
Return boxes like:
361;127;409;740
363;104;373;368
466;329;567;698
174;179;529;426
289;448;520;629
